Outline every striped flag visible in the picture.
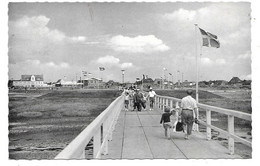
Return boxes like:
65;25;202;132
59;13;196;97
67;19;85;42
84;72;92;76
82;71;92;76
99;67;105;71
199;28;220;48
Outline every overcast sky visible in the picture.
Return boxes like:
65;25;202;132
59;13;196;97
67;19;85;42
8;2;251;82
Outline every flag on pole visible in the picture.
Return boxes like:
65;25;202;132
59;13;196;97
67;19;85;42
84;73;92;76
99;67;105;71
199;28;220;48
82;71;92;76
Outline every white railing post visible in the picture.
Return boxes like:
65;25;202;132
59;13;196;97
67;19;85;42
159;97;162;110
170;99;173;109
162;98;165;111
206;109;211;140
102;121;109;155
108;113;114;141
102;139;108;155
228;115;235;155
93;128;101;158
79;149;85;159
176;101;180;117
175;101;179;109
158;97;161;110
158;97;160;110
154;96;157;108
157;96;159;108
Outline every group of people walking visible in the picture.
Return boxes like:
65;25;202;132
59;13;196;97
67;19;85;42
124;87;198;140
123;87;156;112
160;89;198;140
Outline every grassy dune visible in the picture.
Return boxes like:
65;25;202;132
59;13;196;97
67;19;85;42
9;89;121;159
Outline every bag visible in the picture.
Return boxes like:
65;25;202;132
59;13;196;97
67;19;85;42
175;122;184;132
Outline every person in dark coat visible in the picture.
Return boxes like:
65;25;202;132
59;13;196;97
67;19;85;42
160;107;173;139
133;89;143;111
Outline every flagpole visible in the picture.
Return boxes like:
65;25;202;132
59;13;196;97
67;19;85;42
81;69;82;88
98;68;100;89
194;24;199;132
195;24;199;103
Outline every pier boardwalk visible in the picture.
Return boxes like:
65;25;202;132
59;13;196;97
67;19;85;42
55;94;251;159
101;109;241;159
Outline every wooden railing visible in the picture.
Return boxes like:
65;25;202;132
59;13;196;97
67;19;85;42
154;95;252;155
55;95;124;159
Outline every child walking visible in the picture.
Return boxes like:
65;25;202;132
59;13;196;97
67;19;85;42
124;92;130;111
160;107;173;139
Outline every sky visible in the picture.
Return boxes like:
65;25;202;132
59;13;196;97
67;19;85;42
8;2;252;83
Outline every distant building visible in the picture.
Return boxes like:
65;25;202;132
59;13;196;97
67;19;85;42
241;80;251;86
142;78;154;89
182;80;196;87
105;80;120;88
84;78;105;88
208;80;228;87
154;78;162;86
199;81;209;87
123;82;133;88
228;77;242;84
241;80;251;89
13;74;44;87
55;79;82;87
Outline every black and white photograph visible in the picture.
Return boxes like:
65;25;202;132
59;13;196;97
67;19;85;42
1;0;260;163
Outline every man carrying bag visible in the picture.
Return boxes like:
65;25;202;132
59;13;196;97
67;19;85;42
179;89;198;140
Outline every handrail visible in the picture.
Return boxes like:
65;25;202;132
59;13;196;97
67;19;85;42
55;95;124;159
155;94;252;155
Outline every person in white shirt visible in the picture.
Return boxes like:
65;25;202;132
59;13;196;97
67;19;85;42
148;87;156;111
124;92;130;111
128;88;134;109
180;89;198;140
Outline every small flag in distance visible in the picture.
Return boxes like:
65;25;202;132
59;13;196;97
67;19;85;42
99;67;105;71
82;71;92;76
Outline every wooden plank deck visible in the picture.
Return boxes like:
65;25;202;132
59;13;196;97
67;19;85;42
102;107;242;159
